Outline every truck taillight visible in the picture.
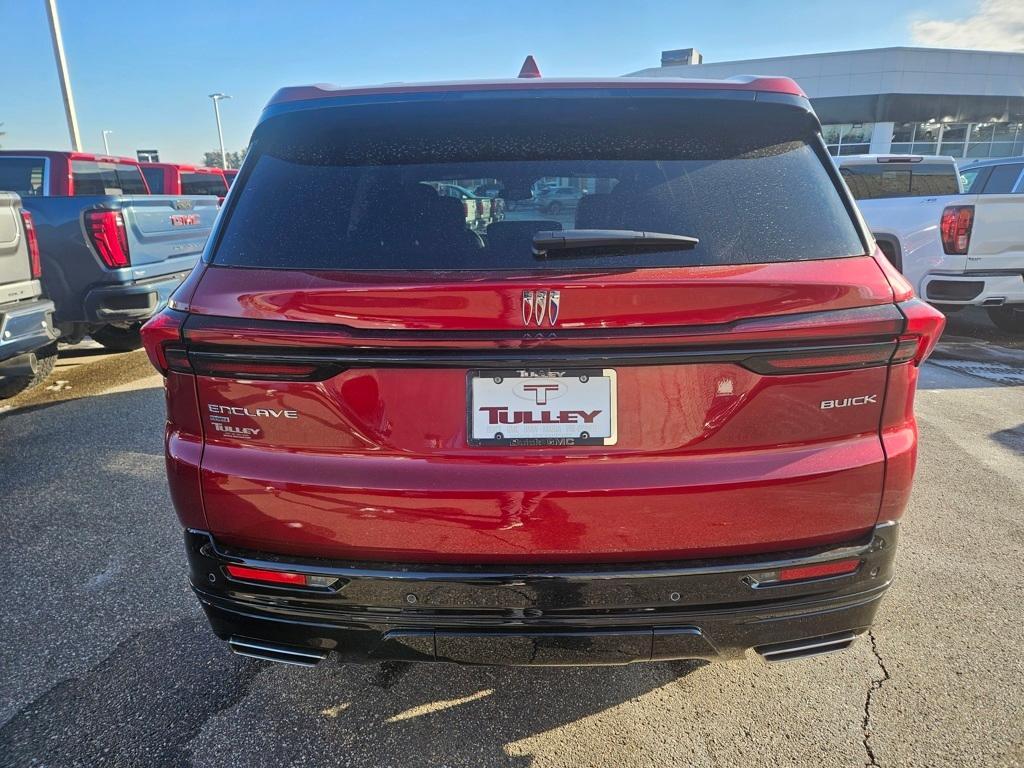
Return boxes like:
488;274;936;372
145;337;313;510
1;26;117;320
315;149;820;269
940;205;974;255
85;209;131;268
141;308;190;375
20;210;41;279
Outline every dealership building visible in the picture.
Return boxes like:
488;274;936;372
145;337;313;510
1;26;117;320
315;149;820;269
628;46;1024;158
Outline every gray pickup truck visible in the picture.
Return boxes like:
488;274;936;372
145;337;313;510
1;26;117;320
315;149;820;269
0;191;58;397
0;151;217;350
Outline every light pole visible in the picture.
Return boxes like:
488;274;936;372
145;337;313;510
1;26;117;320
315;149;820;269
45;0;82;151
102;130;113;155
208;93;231;169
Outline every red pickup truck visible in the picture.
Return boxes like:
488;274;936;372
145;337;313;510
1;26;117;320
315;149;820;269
140;163;229;198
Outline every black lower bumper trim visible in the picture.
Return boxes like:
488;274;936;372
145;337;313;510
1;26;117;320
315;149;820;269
186;523;898;666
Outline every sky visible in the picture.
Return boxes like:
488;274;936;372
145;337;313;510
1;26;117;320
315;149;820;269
3;0;1022;164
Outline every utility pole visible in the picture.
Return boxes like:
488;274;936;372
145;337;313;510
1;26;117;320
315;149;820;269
45;0;82;151
102;130;113;155
208;93;230;169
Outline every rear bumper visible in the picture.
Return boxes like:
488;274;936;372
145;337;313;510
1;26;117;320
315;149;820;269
923;272;1024;306
82;270;192;324
0;297;57;364
185;522;898;666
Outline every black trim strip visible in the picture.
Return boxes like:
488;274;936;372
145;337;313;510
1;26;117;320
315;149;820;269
182;303;905;343
186;340;899;378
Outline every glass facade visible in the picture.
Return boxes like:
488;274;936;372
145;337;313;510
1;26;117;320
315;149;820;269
823;123;874;156
824;121;1024;158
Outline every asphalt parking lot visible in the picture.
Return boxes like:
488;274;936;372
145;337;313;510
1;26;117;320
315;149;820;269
1;309;1022;768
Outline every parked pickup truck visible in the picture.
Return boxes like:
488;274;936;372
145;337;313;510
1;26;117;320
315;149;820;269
141;163;229;199
838;154;1024;332
0;192;58;397
837;154;962;276
0;151;217;350
947;156;1024;333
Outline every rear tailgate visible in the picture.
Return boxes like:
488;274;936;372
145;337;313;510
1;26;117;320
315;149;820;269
961;192;1024;272
120;195;218;267
0;192;31;289
181;259;904;564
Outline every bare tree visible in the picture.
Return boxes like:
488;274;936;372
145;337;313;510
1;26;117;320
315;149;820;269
202;147;247;169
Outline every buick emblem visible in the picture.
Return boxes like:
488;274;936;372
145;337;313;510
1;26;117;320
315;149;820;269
522;289;560;326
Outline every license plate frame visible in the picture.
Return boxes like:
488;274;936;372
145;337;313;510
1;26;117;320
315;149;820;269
466;368;618;448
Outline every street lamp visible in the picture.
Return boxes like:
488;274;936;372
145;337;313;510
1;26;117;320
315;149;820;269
208;93;231;169
102;130;113;155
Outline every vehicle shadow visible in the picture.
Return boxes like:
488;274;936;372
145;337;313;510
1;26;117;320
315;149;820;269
990;424;1024;456
193;653;708;767
0;386;710;768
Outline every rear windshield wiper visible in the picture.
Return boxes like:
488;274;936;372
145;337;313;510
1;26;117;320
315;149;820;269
532;229;700;258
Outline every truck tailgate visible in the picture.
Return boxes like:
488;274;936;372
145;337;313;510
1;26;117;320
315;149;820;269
0;192;31;287
120;195;218;267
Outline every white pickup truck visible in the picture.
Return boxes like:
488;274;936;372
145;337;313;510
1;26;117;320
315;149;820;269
838;154;1024;334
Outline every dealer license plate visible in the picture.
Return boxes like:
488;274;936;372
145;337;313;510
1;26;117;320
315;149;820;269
468;369;617;447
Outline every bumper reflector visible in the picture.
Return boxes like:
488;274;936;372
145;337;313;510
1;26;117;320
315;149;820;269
777;558;861;582
225;564;337;588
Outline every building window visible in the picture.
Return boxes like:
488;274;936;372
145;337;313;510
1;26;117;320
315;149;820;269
824;123;874;157
890;122;1024;159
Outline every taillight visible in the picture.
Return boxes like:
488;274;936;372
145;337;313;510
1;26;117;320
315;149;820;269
894;298;945;365
940;205;974;255
188;355;325;380
20;210;41;279
141;308;190;375
84;209;130;268
871;247;913;301
742;342;899;374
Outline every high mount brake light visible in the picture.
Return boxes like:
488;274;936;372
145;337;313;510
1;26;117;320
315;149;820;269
85;209;131;268
940;205;974;255
20;210;41;279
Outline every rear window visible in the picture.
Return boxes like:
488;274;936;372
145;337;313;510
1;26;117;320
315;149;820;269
0;156;46;196
0;157;46;196
71;161;149;195
214;97;865;271
981;163;1024;194
840;163;959;200
180;172;228;196
142;167;165;193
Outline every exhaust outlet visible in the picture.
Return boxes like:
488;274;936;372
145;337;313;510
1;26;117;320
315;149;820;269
756;631;858;663
0;353;38;378
228;637;327;667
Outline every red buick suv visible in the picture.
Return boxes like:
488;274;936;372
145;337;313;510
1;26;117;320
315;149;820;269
143;73;944;667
